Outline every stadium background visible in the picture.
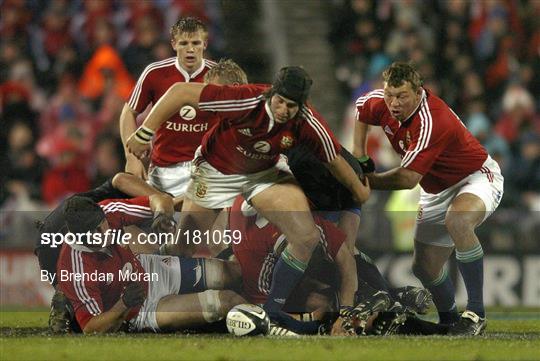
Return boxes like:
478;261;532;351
0;0;538;310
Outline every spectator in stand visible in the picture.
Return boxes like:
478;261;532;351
41;138;90;207
495;84;540;147
1;120;46;203
123;15;162;78
91;133;123;189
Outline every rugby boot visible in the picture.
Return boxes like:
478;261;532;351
448;310;486;336
393;286;433;315
48;290;73;334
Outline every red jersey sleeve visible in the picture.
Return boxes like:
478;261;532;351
127;64;156;113
355;90;385;126
57;247;104;329
400;106;453;175
198;84;268;121
316;217;346;261
298;106;342;163
99;196;153;229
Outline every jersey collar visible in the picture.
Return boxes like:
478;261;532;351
401;88;426;124
175;58;207;82
264;100;275;133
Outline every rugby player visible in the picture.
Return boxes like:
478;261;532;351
353;62;504;335
126;66;370;329
55;196;243;334
120;17;217;194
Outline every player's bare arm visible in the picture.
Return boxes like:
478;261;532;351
83;283;145;334
126;82;206;159
112;173;167;198
119;104;147;179
325;154;371;204
352;120;369;158
368;166;422;190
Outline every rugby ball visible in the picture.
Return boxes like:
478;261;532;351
226;304;270;336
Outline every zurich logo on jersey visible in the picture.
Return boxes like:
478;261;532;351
179;105;197;120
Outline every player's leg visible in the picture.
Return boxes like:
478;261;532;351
163;198;221;256
155;290;245;331
250;181;320;317
446;157;504;335
412;240;458;325
445;192;487;334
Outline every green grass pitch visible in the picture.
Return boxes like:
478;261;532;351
1;308;539;361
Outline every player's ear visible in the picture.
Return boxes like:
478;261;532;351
203;40;208;50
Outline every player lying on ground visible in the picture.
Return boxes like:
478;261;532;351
55;196;243;334
35;173;235;333
353;62;504;335
126;66;370;329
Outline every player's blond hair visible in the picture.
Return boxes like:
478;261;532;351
170;17;208;40
204;59;248;85
382;62;423;91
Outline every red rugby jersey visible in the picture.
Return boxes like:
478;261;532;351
198;84;341;174
57;244;148;330
229;195;344;304
356;89;488;193
57;196;153;329
127;57;216;166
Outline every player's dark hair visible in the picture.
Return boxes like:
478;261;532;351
268;66;313;105
382;62;423;91
204;59;248;85
170;17;208;40
64;196;106;234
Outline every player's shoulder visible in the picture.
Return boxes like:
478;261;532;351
98;197;151;213
355;88;385;108
204;59;217;69
140;57;177;76
422;91;460;125
202;83;267;98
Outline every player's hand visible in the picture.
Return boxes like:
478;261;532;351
121;282;146;308
357;155;375;174
151;212;177;234
126;127;154;159
331;312;356;336
125;154;148;180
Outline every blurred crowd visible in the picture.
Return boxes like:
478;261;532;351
330;0;540;250
0;0;223;212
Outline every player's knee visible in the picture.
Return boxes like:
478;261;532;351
445;212;475;238
198;290;245;323
292;226;320;252
197;290;224;323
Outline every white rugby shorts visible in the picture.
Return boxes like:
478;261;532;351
185;148;293;209
147;160;192;197
415;156;504;247
129;254;181;332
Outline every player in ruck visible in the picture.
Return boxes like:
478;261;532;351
353;62;504;335
55;196;243;334
35;173;176;332
120;17;216;195
126;66;370;328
